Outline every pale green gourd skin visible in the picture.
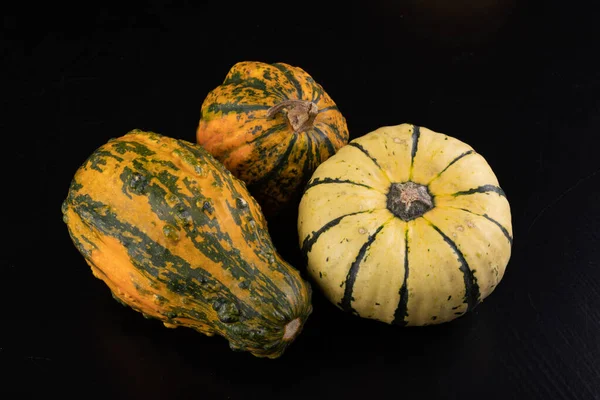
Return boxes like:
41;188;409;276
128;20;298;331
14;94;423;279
298;124;512;326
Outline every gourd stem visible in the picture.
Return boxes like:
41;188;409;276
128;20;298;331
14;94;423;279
387;181;434;221
283;317;302;341
267;100;318;133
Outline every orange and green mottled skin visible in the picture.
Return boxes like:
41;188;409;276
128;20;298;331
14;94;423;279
62;130;312;358
197;61;349;214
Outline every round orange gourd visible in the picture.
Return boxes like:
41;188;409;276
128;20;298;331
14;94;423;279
197;61;349;214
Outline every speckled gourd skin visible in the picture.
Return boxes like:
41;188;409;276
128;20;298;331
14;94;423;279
62;129;312;358
197;61;349;215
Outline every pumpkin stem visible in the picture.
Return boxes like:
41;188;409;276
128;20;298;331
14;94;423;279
387;181;434;221
283;317;302;341
267;100;318;133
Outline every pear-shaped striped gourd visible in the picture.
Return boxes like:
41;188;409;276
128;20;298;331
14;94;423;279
298;124;512;326
62;130;312;358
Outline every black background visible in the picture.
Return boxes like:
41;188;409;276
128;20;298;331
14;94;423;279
2;1;600;398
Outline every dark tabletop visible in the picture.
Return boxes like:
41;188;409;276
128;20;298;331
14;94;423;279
2;1;600;399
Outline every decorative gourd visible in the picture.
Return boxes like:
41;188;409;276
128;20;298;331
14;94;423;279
298;124;512;326
197;61;349;215
62;129;312;358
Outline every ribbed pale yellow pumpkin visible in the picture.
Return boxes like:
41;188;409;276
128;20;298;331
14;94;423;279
297;123;512;326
